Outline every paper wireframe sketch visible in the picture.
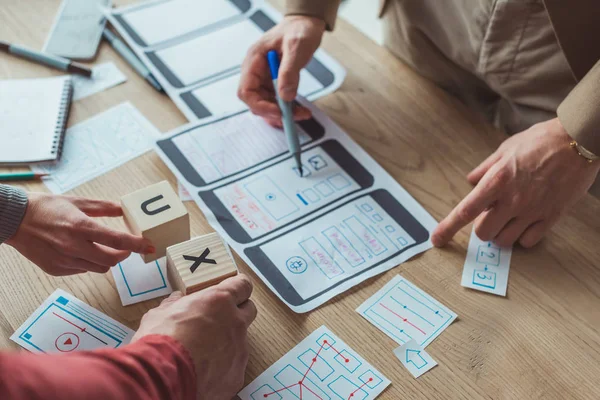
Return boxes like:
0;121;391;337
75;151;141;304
238;325;390;400
11;289;135;353
155;98;438;313
461;227;513;296
356;275;457;347
178;181;193;202
393;339;437;379
72;62;127;101
111;254;173;306
32;102;160;194
108;1;345;122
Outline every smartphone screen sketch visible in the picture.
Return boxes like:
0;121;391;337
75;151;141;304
244;189;430;307
157;110;325;187
198;139;375;243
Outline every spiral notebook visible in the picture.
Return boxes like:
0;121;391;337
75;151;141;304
0;75;73;165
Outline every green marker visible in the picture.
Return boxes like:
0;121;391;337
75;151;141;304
0;172;49;182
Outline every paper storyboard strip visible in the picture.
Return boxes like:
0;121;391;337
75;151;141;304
72;62;127;101
356;275;457;348
238;325;391;400
461;228;513;296
178;181;193;202
157;99;438;313
393;339;437;379
112;254;173;306
11;289;135;353
32;102;160;194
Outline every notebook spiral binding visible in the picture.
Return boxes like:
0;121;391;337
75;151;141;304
51;77;74;158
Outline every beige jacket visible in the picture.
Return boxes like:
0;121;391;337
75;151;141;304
286;0;600;156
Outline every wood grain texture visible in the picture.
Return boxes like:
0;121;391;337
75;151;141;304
166;233;238;294
1;1;599;399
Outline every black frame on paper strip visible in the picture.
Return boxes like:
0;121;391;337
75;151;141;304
197;139;375;244
113;0;252;48
156;107;326;187
244;189;430;307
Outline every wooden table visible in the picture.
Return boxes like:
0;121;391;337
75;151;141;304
2;1;599;398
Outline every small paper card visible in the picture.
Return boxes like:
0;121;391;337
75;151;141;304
11;289;135;353
393;339;437;378
238;325;391;400
111;253;173;306
461;228;512;296
356;275;457;347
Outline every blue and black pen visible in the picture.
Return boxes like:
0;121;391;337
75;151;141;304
267;50;303;177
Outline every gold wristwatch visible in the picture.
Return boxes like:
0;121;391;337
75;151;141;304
569;140;599;163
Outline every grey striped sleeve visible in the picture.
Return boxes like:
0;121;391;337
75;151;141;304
0;184;28;244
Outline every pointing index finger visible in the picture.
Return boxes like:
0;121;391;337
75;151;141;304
432;167;508;246
80;219;154;254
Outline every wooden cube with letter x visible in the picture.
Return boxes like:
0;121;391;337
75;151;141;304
166;233;238;295
121;181;190;263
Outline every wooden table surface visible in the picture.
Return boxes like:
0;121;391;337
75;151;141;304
1;1;599;399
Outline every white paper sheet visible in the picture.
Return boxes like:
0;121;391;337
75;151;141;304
107;2;346;122
178;182;193;201
188;70;324;119
32;102;160;194
238;325;390;400
393;339;437;379
154;19;263;87
111;254;173;306
356;275;457;347
155;99;438;313
120;0;245;46
461;228;513;296
11;289;135;353
72;62;127;101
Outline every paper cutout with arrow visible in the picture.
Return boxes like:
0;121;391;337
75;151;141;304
394;339;437;378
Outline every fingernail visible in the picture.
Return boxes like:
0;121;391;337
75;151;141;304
146;246;156;254
281;87;296;100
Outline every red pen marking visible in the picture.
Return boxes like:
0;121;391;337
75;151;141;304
379;303;426;335
53;312;85;331
263;341;327;399
347;378;373;399
52;312;108;345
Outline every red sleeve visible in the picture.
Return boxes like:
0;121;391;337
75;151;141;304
0;334;196;400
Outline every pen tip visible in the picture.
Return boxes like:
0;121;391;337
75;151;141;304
299;166;304;177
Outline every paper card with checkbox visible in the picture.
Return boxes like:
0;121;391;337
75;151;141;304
393;339;437;379
10;289;135;354
461;227;513;296
111;253;173;306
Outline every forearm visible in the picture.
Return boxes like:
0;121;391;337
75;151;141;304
286;0;341;30
557;59;600;157
0;335;196;400
0;184;28;244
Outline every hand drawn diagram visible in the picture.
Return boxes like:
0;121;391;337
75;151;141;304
357;275;457;347
11;289;135;354
238;326;390;400
33;102;159;194
461;228;513;296
393;339;438;379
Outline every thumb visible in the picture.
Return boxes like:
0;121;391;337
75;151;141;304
278;40;313;102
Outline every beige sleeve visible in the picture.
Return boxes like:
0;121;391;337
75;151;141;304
557;60;600;156
286;0;342;30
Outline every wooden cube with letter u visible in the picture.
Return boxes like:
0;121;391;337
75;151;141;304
121;181;190;263
166;233;238;295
